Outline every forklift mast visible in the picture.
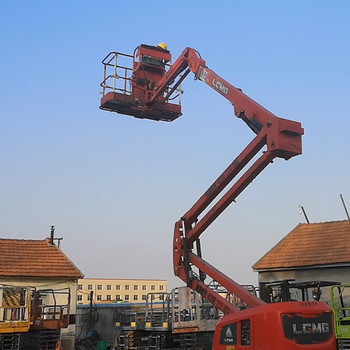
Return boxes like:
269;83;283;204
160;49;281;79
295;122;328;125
100;44;336;349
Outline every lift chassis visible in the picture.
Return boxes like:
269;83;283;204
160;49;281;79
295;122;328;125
100;44;335;349
0;285;71;350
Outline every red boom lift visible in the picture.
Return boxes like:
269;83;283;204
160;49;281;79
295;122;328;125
100;44;335;349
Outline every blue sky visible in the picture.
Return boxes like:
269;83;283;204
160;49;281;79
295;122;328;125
1;1;349;290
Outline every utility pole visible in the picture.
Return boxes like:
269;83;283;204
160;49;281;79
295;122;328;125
340;194;350;220
299;205;310;223
88;291;94;332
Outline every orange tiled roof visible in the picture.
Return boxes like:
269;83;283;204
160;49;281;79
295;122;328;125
252;220;350;271
0;237;83;279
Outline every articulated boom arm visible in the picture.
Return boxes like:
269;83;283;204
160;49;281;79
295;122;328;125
151;47;302;138
157;48;304;314
99;44;304;315
173;130;295;314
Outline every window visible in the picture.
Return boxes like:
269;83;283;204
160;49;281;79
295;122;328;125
97;295;102;301
78;284;83;290
115;295;121;301
142;285;147;291
142;295;147;301
116;285;120;290
133;285;138;291
160;285;164;291
151;285;155;291
134;295;138;301
87;294;92;301
88;285;92;290
97;285;102;290
77;295;82;301
125;295;129;301
107;295;111;301
125;285;130;291
107;285;111;290
240;320;250;346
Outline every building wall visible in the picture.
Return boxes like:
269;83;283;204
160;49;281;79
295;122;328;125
76;304;140;344
0;277;78;314
257;265;350;301
77;278;167;305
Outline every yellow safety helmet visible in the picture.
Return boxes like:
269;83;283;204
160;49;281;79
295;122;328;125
157;42;168;50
